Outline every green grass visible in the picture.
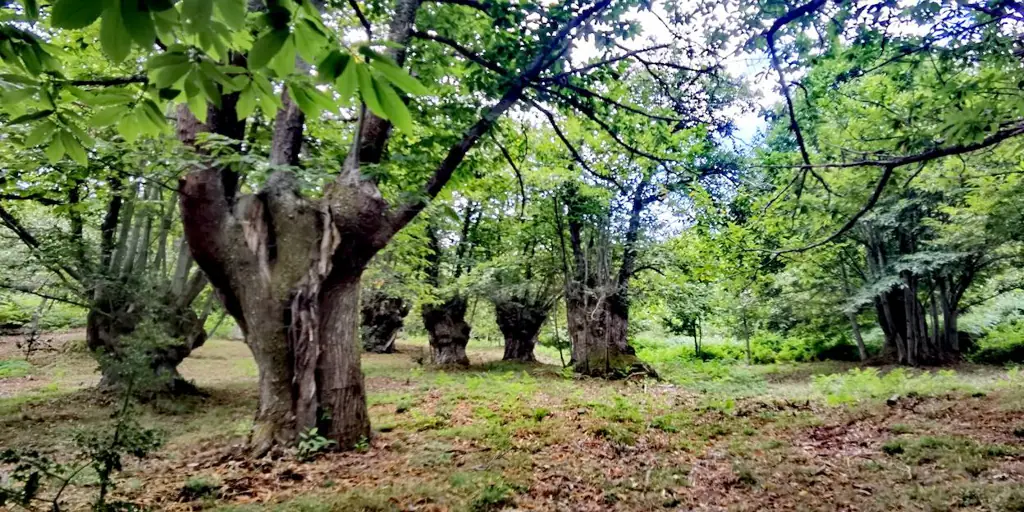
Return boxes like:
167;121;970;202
0;358;32;378
3;336;1024;511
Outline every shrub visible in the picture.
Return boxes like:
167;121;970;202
813;367;977;404
970;322;1024;365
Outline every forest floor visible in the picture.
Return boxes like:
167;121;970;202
2;334;1024;511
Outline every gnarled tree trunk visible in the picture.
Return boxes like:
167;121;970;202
421;296;471;366
86;180;211;394
361;291;410;353
557;182;653;379
175;0;606;455
493;297;548;362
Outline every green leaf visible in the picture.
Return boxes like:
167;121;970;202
3;87;37;104
185;76;207;123
268;35;296;77
317;51;350;83
24;120;54;147
91;106;130;127
65;121;96;147
50;0;103;29
182;0;214;30
214;0;246;30
87;91;135;106
152;62;192;88
43;131;65;163
147;51;190;70
370;58;429;96
236;84;256;120
374;77;412;132
247;29;289;70
354;62;384;117
199;59;235;87
61;131;88;164
121;0;156;48
336;57;357;105
100;3;133;62
288;84;320;117
22;0;39;19
8;109;53;125
251;74;281;110
140;99;167;129
117;112;142;141
0;73;39;86
197;72;222;107
293;18;327;63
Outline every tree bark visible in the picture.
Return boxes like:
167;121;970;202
175;0;614;454
559;183;654;379
847;312;867;361
421;296;471;366
361;291;409;353
493;297;548;362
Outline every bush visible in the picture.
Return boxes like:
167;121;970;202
812;367;978;404
0;298;31;330
749;331;863;364
970;322;1024;365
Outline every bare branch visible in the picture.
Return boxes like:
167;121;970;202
0;193;61;205
411;30;510;76
491;133;527;218
348;0;373;39
0;282;89;308
528;98;626;194
423;0;491;13
536;85;682;166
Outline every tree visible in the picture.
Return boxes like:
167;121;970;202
0;0;748;451
0;140;212;393
419;203;479;366
360;229;427;353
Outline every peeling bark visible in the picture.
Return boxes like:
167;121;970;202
174;0;613;454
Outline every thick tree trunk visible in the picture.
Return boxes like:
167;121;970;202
493;297;548;362
86;295;206;394
360;292;409;353
566;290;647;377
421;296;471;366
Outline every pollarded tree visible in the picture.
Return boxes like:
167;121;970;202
360;229;428;353
550;130;737;377
0;139;213;393
468;130;563;362
417;197;488;366
0;0;726;452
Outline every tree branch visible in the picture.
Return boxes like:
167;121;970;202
411;30;510;76
385;0;614;237
0;282;88;308
66;75;147;87
491;133;527;218
423;0;490;13
528;98;626;194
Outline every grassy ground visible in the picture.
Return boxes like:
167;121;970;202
2;334;1024;511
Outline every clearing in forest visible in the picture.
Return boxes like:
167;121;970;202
2;335;1023;511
